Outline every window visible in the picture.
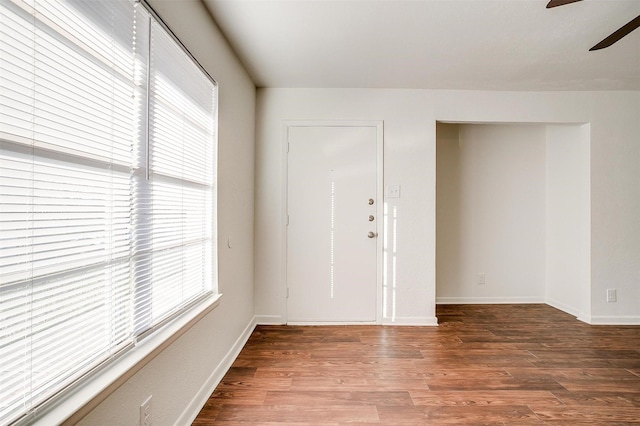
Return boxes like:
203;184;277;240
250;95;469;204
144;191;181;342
0;1;218;424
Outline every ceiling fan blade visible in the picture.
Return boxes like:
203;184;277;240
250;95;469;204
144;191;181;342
546;0;583;8
590;15;640;51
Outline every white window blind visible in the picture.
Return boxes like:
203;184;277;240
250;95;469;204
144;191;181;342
133;20;216;334
0;1;217;424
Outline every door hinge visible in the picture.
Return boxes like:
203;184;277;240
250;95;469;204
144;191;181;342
287;142;290;153
286;214;290;226
286;288;290;299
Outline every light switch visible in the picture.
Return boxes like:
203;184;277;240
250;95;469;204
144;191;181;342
387;185;401;198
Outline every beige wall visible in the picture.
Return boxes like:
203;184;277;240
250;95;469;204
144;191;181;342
435;122;591;318
545;124;591;319
436;123;547;303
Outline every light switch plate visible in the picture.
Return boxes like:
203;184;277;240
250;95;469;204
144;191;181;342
387;185;401;198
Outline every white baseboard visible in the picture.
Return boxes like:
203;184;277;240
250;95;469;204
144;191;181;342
382;316;439;326
255;314;286;325
545;297;582;318
175;315;257;426
287;321;379;325
436;296;545;304
259;315;440;326
588;316;640;325
285;317;438;326
576;313;592;324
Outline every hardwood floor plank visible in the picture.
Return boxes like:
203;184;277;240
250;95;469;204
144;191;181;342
236;358;420;369
214;405;379;423
308;347;424;360
553;378;640;393
421;367;512;379
610;358;640;369
289;376;429;391
264;390;414;406
551;390;640;407
221;367;257;379
409;390;563;406
377;405;541;423
254;366;426;379
531;405;640;424
424;377;566;392
505;367;640;381
215;377;292;390
414;355;537;368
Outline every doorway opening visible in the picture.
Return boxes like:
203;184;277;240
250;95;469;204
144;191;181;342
435;122;590;321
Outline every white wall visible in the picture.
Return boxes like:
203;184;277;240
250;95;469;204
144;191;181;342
545;124;591;319
436;122;591;312
588;97;640;324
72;1;257;425
255;89;640;325
255;90;436;325
436;123;546;303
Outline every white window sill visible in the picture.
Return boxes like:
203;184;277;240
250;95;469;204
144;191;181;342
23;293;222;426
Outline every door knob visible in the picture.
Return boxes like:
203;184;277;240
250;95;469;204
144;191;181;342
368;231;377;238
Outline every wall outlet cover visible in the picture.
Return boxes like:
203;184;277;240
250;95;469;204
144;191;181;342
140;395;152;426
478;273;486;285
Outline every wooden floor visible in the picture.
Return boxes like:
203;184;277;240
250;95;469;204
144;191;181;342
193;304;640;425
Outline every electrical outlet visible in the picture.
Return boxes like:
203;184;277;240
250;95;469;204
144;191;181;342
140;395;152;426
478;273;485;285
606;288;617;303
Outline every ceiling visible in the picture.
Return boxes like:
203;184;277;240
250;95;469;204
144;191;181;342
202;0;640;91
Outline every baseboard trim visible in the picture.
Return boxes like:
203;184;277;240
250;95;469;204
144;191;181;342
589;316;640;325
436;297;545;304
262;316;439;326
545;297;582;318
576;313;592;324
287;321;379;326
255;314;286;325
382;316;438;326
175;315;257;426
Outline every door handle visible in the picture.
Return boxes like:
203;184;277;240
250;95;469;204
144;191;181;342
368;231;377;238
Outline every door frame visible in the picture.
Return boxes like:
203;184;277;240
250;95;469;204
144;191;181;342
282;120;384;324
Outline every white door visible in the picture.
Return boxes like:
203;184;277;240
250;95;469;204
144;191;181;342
286;124;381;323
